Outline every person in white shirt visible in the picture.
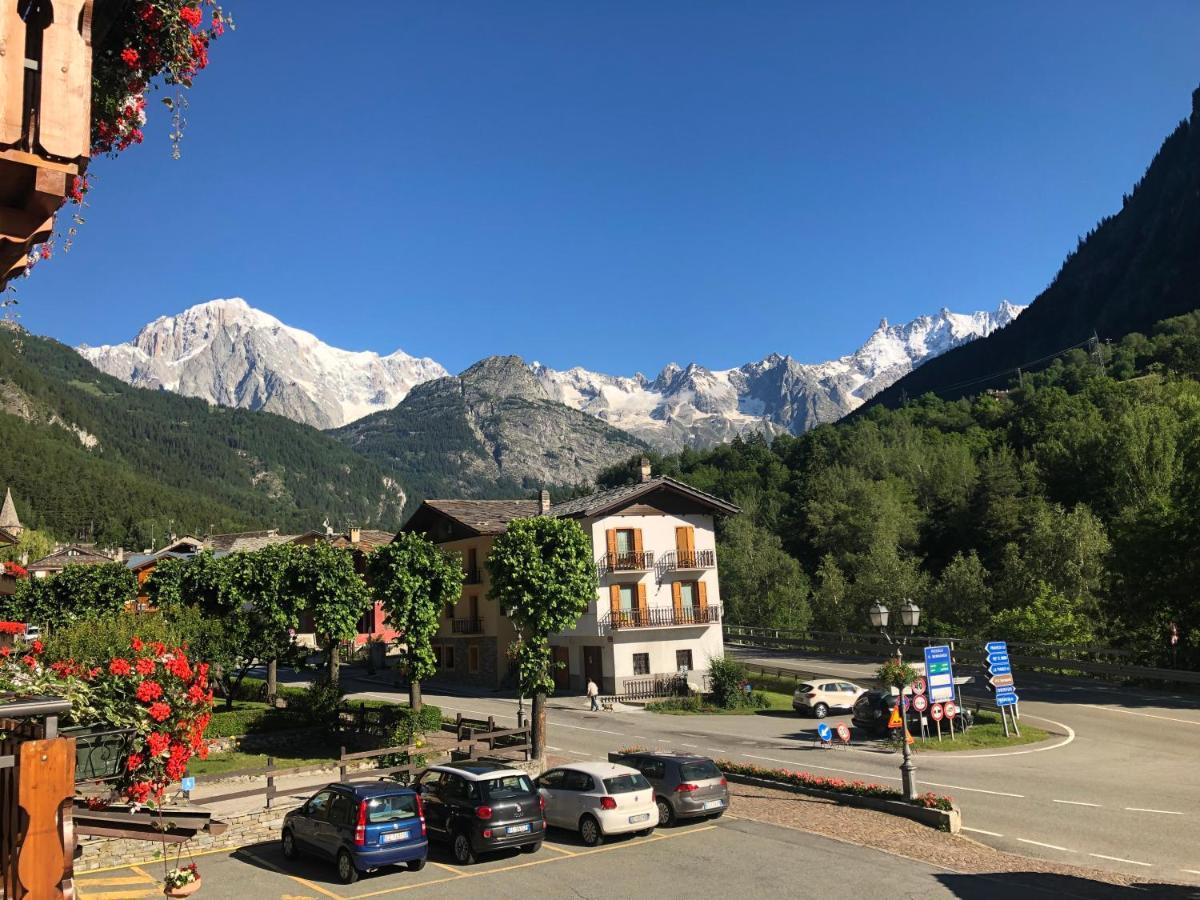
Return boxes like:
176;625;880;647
587;678;600;711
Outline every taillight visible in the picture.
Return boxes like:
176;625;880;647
416;793;426;837
675;783;699;793
476;805;493;820
599;796;617;810
719;778;727;786
354;800;368;846
538;795;545;812
806;693;818;699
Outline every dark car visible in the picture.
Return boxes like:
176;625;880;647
607;751;729;827
282;782;428;884
416;763;544;864
852;691;973;737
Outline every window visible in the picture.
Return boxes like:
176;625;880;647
618;585;635;611
433;646;443;669
637;759;666;780
468;645;480;673
307;790;334;820
679;582;697;610
538;769;565;789
676;649;693;672
366;794;418;823
603;773;651;794
445;602;454;620
328;792;356;826
476;774;535;803
615;529;635;554
632;653;650;675
442;775;470;803
562;770;594;792
680;760;722;782
444;645;455;669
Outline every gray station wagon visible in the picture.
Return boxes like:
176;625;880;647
607;751;729;826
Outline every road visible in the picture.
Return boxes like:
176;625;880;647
333;650;1200;888
74;812;1125;900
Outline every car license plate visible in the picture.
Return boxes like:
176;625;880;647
703;800;724;810
382;830;409;843
628;813;650;823
506;823;531;834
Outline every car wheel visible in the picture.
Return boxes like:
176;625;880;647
452;831;477;865
520;842;541;854
579;814;603;847
656;797;675;828
281;829;297;860
813;703;829;719
336;850;359;885
408;858;427;872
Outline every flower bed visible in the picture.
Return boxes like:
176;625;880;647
716;760;954;812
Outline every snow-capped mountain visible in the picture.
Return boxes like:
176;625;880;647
77;299;448;429
531;302;1025;450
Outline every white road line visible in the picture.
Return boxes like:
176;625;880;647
937;714;1075;758
631;735;647;740
920;780;1024;799
566;750;589;757
1181;869;1200;876
1124;807;1183;815
708;748;728;754
1090;853;1152;867
546;746;561;751
680;743;698;748
1018;838;1075;853
1053;799;1101;808
962;827;1004;837
552;723;625;735
1082;705;1200;726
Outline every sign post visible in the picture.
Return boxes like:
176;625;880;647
923;645;955;703
944;701;957;740
930;701;944;741
985;641;1020;737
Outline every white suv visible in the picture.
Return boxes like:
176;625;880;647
792;680;866;718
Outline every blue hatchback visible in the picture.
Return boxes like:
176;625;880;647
282;782;428;884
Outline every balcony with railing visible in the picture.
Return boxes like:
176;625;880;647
463;568;483;585
451;617;484;635
661;549;716;571
601;604;721;633
597;551;654;575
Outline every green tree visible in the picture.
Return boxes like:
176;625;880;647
0;529;55;567
367;533;465;711
927;551;992;634
717;516;810;631
14;562;137;629
289;543;370;688
223;543;307;700
487;517;596;758
809;554;849;631
988;582;1096;645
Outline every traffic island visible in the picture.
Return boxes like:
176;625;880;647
904;710;1050;751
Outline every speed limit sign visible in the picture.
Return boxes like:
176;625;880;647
912;677;927;695
944;701;958;719
929;702;944;722
912;694;928;713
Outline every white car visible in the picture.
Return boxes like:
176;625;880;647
537;762;657;846
792;680;866;718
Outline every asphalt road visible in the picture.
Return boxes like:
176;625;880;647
74;813;1123;900
331;649;1200;888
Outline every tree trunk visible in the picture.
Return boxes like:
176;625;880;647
410;678;422;712
267;658;277;702
531;691;547;759
329;640;340;688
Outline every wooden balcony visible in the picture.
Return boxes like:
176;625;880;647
661;549;716;571
598;551;654;575
451;617;484;635
602;604;721;633
463;568;482;585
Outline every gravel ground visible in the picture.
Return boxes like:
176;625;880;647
726;782;1175;890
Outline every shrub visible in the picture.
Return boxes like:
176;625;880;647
43;612;183;665
379;703;442;771
647;695;706;713
709;656;755;709
300;676;343;731
206;702;304;739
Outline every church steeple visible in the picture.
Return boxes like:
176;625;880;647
0;488;23;538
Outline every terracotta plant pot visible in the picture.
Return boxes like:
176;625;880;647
163;875;202;897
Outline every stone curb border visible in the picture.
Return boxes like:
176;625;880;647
723;772;962;834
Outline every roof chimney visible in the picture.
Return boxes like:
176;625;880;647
538;489;551;515
639;457;652;483
349;527;361;544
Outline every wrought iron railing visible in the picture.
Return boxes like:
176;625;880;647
603;604;721;632
617;674;691;701
463;568;483;585
661;549;716;570
597;551;654;574
452;617;484;634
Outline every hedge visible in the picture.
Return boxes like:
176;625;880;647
207;702;305;739
717;760;954;811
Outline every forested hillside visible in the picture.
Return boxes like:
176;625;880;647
870;86;1200;408
0;328;406;547
601;312;1200;666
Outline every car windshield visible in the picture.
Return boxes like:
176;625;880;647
603;773;651;794
365;794;419;823
477;774;535;802
680;760;722;781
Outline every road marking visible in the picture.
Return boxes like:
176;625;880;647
962;827;1004;837
708;748;728;753
632;735;647;739
936;714;1076;758
431;861;463;875
1053;799;1101;808
541;842;577;856
680;743;698;748
914;779;1024;798
129;867;156;882
76;875;155;886
552;722;624;735
1124;807;1183;815
546;745;562;751
1181;869;1200;876
1081;705;1200;726
78;891;159;899
1018;838;1075;853
236;849;343;900
1089;853;1152;867
566;750;589;756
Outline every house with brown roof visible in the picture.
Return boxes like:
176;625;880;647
400;460;740;695
28;545;114;579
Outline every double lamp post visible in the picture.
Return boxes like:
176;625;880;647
868;599;921;801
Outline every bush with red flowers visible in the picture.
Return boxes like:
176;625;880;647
0;636;214;805
716;760;955;812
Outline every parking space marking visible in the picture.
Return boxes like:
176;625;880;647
77;875;155;886
78;890;160;899
429;862;462;876
237;848;344;900
540;842;577;856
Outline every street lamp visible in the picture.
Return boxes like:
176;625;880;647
870;601;921;801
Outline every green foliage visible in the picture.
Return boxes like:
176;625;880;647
708;656;752;709
877;659;917;690
206;702;305;739
0;529;54;566
299;676;344;732
368;534;465;686
716;516;810;631
14;562;137;629
43;611;181;664
487;517;596;696
988;582;1096;646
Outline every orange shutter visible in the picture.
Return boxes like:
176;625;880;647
606;529;617;560
637;582;648;621
610;584;621;615
633;529;644;555
697;580;708;612
672;582;682;616
675;526;695;565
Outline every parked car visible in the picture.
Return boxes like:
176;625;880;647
792;680;866;718
282;782;428;884
415;763;544;864
537;761;657;846
607;751;729;826
851;691;973;737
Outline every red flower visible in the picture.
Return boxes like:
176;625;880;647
120;47;140;69
151;641;166;657
180;5;202;28
131;636;144;652
186;683;207;703
20;655;36;669
39;244;52;261
126;753;144;771
147;732;171;757
136;657;156;676
166;655;191;681
109;658;132;676
136;680;163;703
0;647;10;658
31;639;43;654
126;781;151;803
147;701;171;723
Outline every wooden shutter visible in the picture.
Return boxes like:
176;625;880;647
675;526;695;565
637;582;648;622
610;584;621;614
697;580;708;613
671;582;682;616
633;529;644;555
606;529;617;560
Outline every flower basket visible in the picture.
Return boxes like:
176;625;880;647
163;865;202;897
163;875;201;897
62;723;137;781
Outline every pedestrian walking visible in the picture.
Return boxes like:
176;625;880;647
587;677;600;711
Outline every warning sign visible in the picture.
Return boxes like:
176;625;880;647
887;705;903;729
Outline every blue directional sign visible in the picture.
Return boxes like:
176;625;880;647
816;723;832;742
995;693;1019;707
985;641;1008;654
181;776;196;792
923;645;955;703
987;652;1011;666
987;662;1012;676
993;684;1016;695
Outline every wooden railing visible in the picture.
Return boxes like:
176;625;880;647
661;550;716;570
597;552;654;574
602;604;721;632
452;618;484;635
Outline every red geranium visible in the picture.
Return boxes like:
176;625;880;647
147;732;171;757
109;658;132;676
131;636;144;652
179;5;202;28
120;47;140;68
136;680;164;703
147;701;172;723
135;657;155;676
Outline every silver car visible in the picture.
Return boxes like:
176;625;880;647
608;751;729;826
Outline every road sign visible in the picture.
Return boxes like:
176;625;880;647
180;776;196;793
929;702;944;721
923;645;955;703
912;677;927;695
835;723;851;743
912;694;928;712
987;662;1012;676
887;705;903;729
987;651;1010;666
993;684;1016;696
990;673;1014;688
995;693;1019;707
985;641;1008;654
816;723;832;742
944;702;958;719
902;696;912;711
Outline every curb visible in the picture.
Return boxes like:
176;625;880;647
723;772;962;833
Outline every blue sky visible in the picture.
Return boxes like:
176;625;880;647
17;2;1200;375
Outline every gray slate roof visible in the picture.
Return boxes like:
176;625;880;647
547;476;740;518
421;499;541;535
27;546;114;571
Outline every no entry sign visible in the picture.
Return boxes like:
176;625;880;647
930;702;944;721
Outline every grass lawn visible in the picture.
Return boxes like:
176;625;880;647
647;683;795;716
907;711;1049;751
188;747;339;777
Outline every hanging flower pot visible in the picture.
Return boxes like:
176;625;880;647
162;865;201;897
